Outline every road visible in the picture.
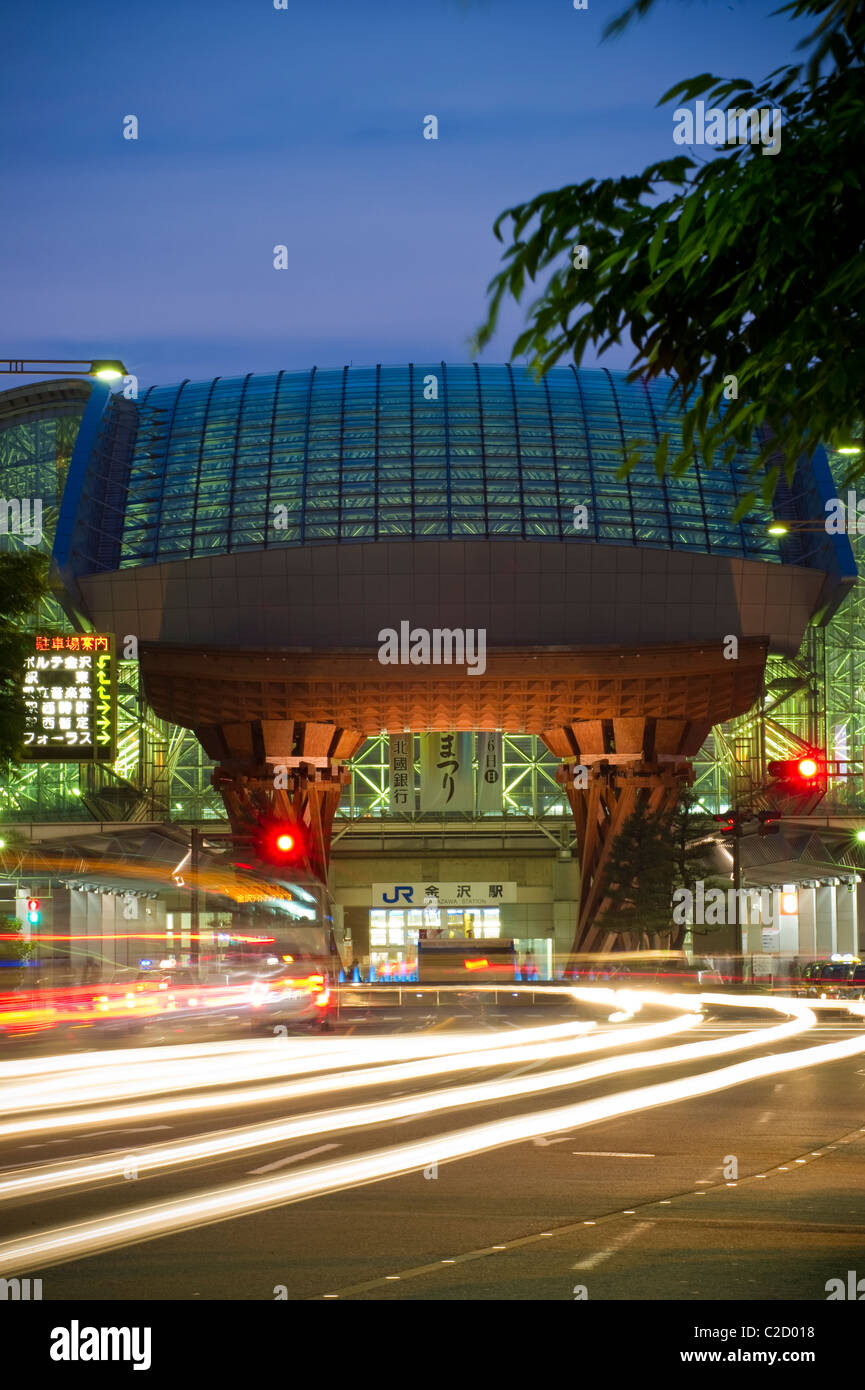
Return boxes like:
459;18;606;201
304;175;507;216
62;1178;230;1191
1;989;864;1301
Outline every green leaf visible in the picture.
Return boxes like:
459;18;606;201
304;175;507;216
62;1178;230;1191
647;215;668;272
732;491;758;522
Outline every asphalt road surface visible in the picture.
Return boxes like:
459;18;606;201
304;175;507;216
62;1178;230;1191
1;990;864;1302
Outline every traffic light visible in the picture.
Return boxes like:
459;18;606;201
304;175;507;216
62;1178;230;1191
767;753;826;791
757;810;782;837
252;818;308;868
26;897;40;925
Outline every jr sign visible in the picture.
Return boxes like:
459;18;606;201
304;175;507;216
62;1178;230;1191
372;882;517;908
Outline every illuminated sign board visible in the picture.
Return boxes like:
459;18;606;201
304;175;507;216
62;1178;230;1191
21;634;116;762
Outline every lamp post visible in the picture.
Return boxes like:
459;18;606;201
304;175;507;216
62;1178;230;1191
0;358;128;379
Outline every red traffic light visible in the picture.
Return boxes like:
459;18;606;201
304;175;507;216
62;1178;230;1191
767;753;825;786
758;810;782;837
253;819;308;868
26;898;39;912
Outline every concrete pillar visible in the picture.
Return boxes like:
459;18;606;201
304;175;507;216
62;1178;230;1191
776;890;799;956
815;885;837;955
836;883;857;957
798;886;817;956
553;856;578;972
856;879;865;955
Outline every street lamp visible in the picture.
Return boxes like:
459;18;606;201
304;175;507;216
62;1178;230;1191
89;360;126;380
0;357;128;378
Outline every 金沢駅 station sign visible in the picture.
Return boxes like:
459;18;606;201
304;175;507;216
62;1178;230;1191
20;633;116;762
372;882;517;908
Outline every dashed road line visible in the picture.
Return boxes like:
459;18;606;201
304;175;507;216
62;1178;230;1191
249;1143;339;1175
570;1151;654;1158
310;1123;865;1298
572;1220;655;1270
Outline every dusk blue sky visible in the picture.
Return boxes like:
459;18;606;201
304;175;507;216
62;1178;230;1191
2;0;809;390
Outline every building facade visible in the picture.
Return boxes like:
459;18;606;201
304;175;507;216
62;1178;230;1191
2;366;863;976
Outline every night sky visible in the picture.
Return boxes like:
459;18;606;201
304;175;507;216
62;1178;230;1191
2;0;808;390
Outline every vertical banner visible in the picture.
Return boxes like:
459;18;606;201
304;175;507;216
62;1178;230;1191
388;734;413;812
476;732;503;812
419;733;473;812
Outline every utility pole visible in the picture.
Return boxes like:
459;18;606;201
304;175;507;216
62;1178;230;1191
714;808;781;981
732;825;742;958
190;826;200;975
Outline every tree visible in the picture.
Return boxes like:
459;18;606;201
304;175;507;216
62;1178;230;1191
0;551;49;762
0;916;32;991
599;798;677;946
595;789;732;950
474;0;865;508
668;788;733;949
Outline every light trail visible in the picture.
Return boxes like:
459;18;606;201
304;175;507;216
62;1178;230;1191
0;994;819;1204
0;1035;337;1081
0;1015;698;1141
0;1016;600;1118
0;1016;695;1200
2;996;864;1275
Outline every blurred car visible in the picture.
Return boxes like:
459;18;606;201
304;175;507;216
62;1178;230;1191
569;954;724;992
0;956;335;1042
798;956;863;1003
245;963;332;1029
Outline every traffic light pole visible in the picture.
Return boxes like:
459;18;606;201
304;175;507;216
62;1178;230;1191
732;824;742;959
715;808;781;978
190;826;200;974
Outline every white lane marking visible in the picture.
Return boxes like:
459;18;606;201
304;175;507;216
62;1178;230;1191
532;1135;574;1147
501;1061;542;1081
570;1151;654;1158
573;1220;655;1270
248;1144;339;1174
20;1126;172;1149
757;1111;772;1124
85;1126;174;1137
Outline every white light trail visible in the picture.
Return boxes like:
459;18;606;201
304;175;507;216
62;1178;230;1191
0;1017;598;1119
2;997;864;1275
0;996;816;1204
0;1015;697;1141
